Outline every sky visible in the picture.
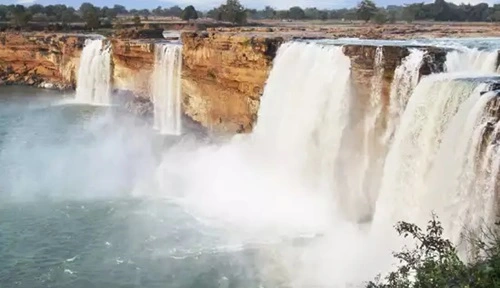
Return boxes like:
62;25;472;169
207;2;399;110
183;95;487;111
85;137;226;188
1;0;499;10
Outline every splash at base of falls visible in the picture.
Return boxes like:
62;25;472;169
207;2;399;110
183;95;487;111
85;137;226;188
151;43;182;135
75;39;112;105
152;41;500;286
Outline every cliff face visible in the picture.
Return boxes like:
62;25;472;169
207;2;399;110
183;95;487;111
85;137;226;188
343;45;446;113
181;32;283;133
0;31;451;135
0;33;85;89
111;39;155;97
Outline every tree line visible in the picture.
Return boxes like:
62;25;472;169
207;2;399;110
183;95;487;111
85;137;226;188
248;0;500;23
1;0;500;30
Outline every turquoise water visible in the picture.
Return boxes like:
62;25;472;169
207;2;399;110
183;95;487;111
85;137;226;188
0;87;285;288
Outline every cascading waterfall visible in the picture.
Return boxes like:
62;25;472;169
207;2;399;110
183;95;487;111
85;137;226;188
384;49;425;143
151;43;182;135
75;39;112;105
445;47;499;73
360;46;386;214
374;76;488;226
154;40;500;286
252;42;353;216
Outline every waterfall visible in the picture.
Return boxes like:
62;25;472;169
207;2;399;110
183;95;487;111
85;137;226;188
385;49;425;143
254;42;500;254
445;48;499;73
373;73;500;256
75;39;112;105
360;46;386;217
154;40;500;286
151;43;182;135
252;42;352;212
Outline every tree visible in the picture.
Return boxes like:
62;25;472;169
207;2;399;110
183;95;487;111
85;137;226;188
79;3;100;30
152;6;163;16
304;7;319;19
133;14;141;26
112;4;128;15
402;4;417;23
32;13;49;23
181;5;198;21
101;6;117;20
277;10;290;20
166;6;183;17
388;10;397;23
289;6;306;19
372;10;388;24
28;4;44;15
206;8;221;20
0;5;8;21
10;5;31;27
357;0;378;22
61;9;78;24
139;9;151;17
263;6;276;19
319;10;329;20
217;0;247;24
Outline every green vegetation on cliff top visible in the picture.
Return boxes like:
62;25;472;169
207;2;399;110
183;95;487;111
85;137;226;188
1;0;500;30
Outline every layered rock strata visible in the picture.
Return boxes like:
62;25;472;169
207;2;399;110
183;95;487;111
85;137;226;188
0;31;465;134
0;32;85;89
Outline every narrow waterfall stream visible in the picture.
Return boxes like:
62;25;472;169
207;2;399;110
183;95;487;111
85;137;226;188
75;39;112;105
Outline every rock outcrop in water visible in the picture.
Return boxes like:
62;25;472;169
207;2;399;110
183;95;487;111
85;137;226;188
0;33;85;89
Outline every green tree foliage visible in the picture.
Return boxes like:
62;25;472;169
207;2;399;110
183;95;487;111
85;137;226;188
206;8;221;20
372;10;388;24
357;0;378;22
216;0;247;25
80;3;100;30
31;13;49;23
151;5;182;17
112;5;128;15
2;0;500;30
181;5;198;21
101;6;118;20
368;215;500;288
28;4;44;15
167;6;183;17
132;14;141;26
289;6;306;20
61;10;78;25
263;6;276;19
10;5;32;27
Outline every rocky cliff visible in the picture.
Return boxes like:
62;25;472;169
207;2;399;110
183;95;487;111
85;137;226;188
181;32;283;133
342;45;446;116
0;31;452;134
0;33;85;89
111;38;155;97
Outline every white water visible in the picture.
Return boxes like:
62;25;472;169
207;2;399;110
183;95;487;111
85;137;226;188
151;42;500;286
445;48;499;73
75;39;112;105
360;46;385;215
385;49;425;143
151;43;182;135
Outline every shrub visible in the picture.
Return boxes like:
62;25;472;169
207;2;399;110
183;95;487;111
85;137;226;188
368;215;500;288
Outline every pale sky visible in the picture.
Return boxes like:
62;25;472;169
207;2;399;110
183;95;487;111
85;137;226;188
1;0;499;10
